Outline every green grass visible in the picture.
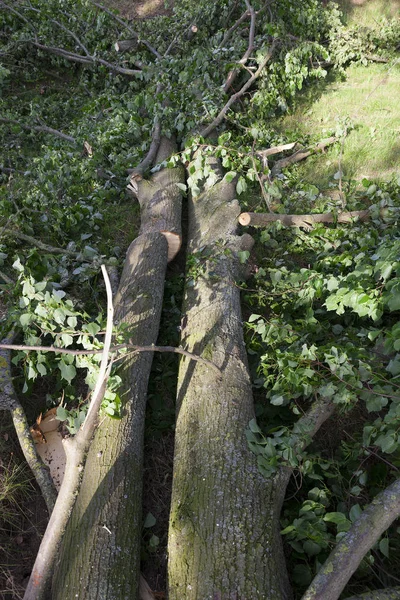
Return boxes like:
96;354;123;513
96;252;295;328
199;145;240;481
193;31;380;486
275;61;400;189
336;0;400;26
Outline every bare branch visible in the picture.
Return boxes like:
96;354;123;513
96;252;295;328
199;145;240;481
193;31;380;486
0;332;57;515
292;395;335;454
0;342;222;377
0;270;14;284
0;117;76;144
200;41;276;138
219;7;250;48
302;478;400;600
223;0;256;93
31;41;142;77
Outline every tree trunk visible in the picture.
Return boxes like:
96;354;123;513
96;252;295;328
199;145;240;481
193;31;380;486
52;139;183;600
168;156;292;600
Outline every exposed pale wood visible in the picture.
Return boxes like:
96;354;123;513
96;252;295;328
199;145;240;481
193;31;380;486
239;209;371;229
271;136;337;176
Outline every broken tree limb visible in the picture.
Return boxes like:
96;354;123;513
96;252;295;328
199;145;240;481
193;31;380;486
30;40;142;77
129;136;184;261
256;141;297;157
200;41;276;138
23;266;114;600
302;477;400;600
128;117;162;180
238;209;372;229
0;332;57;516
7;230;80;257
271;136;338;176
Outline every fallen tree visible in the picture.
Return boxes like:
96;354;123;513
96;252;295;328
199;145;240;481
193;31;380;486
167;156;338;599
50;139;183;600
1;1;400;599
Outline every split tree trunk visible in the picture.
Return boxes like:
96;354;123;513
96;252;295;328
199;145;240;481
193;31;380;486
52;139;183;600
168;156;292;600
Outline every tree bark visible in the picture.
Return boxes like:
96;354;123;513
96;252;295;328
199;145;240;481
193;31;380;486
52;139;183;600
167;157;292;600
302;477;400;600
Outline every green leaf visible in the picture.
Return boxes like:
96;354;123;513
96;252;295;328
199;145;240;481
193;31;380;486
56;406;69;421
224;171;237;183
292;564;312;586
349;504;362;523
236;176;247;195
303;540;322;556
176;183;187;192
20;313;32;327
58;361;77;384
144;512;156;528
249;419;262;434
324;512;348;525
379;538;390;558
61;334;73;347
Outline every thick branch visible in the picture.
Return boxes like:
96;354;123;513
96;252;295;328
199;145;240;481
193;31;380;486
238;209;372;229
271;136;338;176
23;266;113;600
200;41;276;138
223;0;256;93
0;333;57;514
90;0;161;59
302;478;400;600
0;117;76;144
292;395;336;454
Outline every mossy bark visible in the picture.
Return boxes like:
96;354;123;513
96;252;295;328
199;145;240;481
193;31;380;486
168;157;292;600
52;140;183;600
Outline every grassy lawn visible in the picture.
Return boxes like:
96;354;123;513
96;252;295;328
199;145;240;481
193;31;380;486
275;61;400;188
336;0;399;26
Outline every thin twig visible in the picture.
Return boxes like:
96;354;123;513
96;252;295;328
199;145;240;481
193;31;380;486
0;270;14;284
0;341;222;376
200;41;276;138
